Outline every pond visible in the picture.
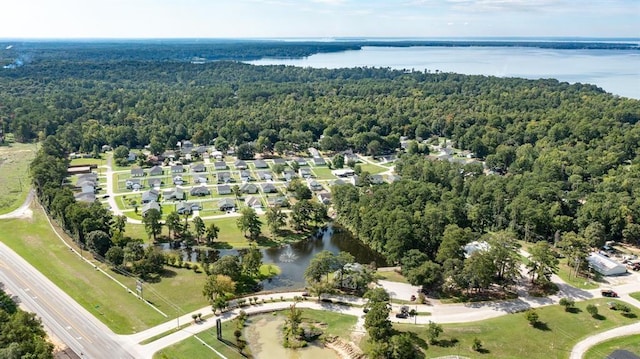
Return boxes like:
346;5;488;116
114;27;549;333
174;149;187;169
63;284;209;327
159;224;386;291
245;314;339;359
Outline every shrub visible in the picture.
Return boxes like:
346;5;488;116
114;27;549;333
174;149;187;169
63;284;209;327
586;304;598;317
418;292;426;304
472;337;483;352
559;298;575;311
525;309;539;326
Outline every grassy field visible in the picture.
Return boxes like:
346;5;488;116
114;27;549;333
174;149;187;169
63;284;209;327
584;334;640;359
0;205;167;334
312;167;337;180
376;269;410;284
153;320;247;359
556;260;599;290
631;292;640;301
0;143;37;214
394;298;638;359
153;308;357;359
358;163;387;175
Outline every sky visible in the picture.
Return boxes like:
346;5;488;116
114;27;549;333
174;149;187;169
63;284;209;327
0;0;638;39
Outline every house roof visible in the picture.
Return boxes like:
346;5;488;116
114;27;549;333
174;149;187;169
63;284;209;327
294;157;308;165
240;183;258;192
149;166;163;175
267;196;288;207
588;253;627;274
163;187;184;199
74;192;96;203
142;201;160;214
234;160;247;168
171;164;184;172
190;186;210;195
148;178;162;186
126;178;141;185
261;183;277;192
218;198;235;209
254;159;268;168
312;157;326;165
272;158;286;165
214;161;227;168
142;189;159;202
131;167;145;176
191;163;206;172
258;171;273;180
245;196;261;207
218;184;231;193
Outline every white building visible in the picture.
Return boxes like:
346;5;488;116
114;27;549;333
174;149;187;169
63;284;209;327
587;253;627;276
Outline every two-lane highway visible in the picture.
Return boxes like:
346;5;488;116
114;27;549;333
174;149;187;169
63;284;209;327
0;241;138;359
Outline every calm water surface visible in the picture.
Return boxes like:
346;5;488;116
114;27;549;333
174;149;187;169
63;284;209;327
247;46;640;99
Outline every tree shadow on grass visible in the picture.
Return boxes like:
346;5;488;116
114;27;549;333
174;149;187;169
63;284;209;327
621;312;637;319
436;338;459;348
161;268;177;278
566;307;582;314
592;314;606;321
533;322;551;331
403;331;428;352
476;348;491;354
212;241;233;249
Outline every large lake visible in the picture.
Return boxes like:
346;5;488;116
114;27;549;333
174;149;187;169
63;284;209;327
247;46;640;99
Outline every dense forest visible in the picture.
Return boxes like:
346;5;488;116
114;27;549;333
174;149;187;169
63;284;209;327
0;288;54;358
3;43;640;292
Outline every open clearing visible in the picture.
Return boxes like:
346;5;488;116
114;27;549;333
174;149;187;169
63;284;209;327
0;143;37;214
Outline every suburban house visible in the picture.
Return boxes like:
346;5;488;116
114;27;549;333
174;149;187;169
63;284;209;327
131;167;145;177
191;163;206;173
317;192;332;205
171;164;184;173
267;196;289;207
330;179;346;187
299;168;312;178
254;159;268;169
294;157;308;166
312;157;326;166
333;169;355;177
217;171;232;184
148;178;162;188
386;174;402;183
74;192;96;203
240;183;258;194
348;175;359;186
177;202;201;215
127;152;137;162
308;147;320;158
163;187;185;201
283;169;297;181
240;170;253;181
149;165;163;176
245;195;262;209
272;158;287;166
194;145;208;155
257;171;273;181
190;186;210;196
261;183;278;193
193;174;208;184
587;253;627;276
173;175;185;185
213;161;227;170
344;153;359;164
162;150;176;160
307;179;323;191
218;184;231;195
77;173;98;183
211;150;223;160
464;241;490;258
141;189;159;204
125;178;142;190
101;144;112;152
180;140;194;153
141;201;161;216
234;160;247;170
218;198;235;211
370;174;384;185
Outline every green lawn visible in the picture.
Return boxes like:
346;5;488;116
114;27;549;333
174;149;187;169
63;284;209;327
584;334;640;359
358;163;387;175
630;292;640;302
0;143;37;214
394;298;638;359
376;270;410;284
312;167;337;180
153;309;357;359
0;206;166;334
69;156;105;167
153;320;246;359
556;260;599;290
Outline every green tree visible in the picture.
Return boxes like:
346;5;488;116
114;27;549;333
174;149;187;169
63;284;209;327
586;304;598;318
525;309;539;326
332;154;345;169
105;246;124;267
236;143;255;160
364;301;392;343
85;230;112;257
193;216;205;243
265;206;287;237
304;250;338;283
205;223;220;245
142;208;162;242
203;274;236;303
427;321;443;345
242;245;262;278
389;333;418;359
436;224;474;264
559;298;575;312
165;211;181;240
210;256;242;281
526;241;559;284
557;232;590;277
237;207;262;240
113;214;127;234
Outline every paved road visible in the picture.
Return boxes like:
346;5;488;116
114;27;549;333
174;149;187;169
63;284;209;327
0;188;34;219
0;241;139;359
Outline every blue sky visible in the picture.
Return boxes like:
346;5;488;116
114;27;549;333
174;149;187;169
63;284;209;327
0;0;638;38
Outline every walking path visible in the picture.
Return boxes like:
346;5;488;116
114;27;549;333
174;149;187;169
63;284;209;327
0;188;34;219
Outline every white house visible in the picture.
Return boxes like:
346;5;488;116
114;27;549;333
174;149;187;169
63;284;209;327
464;241;490;258
587;253;627;276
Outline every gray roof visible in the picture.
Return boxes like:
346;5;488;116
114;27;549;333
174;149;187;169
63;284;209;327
142;189;159;202
190;186;211;196
149;166;163;175
142;201;160;215
218;198;235;209
191;163;206;172
254;159;268;168
240;183;258;193
272;158;287;165
171;164;184;172
261;183;278;193
131;167;145;176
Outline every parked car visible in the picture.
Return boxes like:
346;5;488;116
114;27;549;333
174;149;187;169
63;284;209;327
395;312;408;319
601;289;618;297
